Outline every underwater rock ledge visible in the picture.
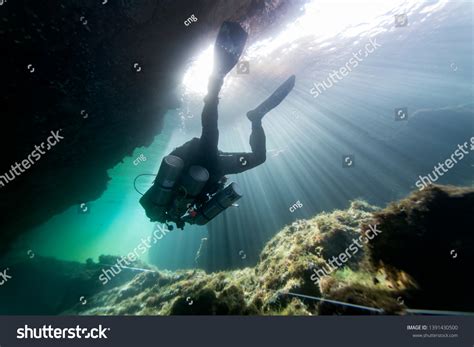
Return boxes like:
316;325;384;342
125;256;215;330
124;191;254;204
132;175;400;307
64;184;473;315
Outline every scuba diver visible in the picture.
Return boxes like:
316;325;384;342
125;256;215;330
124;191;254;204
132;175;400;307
139;21;295;229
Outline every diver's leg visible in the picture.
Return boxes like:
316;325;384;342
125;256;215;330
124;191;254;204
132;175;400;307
200;76;225;158
249;119;266;164
200;22;248;157
219;120;266;175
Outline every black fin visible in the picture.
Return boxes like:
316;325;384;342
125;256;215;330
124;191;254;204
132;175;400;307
247;75;296;122
213;21;248;76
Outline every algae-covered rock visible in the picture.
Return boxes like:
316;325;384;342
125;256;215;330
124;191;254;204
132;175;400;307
365;185;474;311
69;199;387;315
318;284;403;315
65;185;473;315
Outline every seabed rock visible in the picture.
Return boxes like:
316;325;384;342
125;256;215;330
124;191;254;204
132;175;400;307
365;184;474;312
66;185;473;315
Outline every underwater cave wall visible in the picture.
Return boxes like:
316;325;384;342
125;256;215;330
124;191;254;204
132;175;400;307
0;0;305;254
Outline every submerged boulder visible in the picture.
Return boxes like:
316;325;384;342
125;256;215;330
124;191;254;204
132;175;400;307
365;185;474;311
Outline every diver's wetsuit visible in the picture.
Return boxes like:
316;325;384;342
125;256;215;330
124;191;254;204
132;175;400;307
170;76;266;195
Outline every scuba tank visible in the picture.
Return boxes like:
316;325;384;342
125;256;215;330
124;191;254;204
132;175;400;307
151;155;184;206
193;182;242;225
140;155;242;227
181;165;210;197
140;157;211;225
140;155;184;210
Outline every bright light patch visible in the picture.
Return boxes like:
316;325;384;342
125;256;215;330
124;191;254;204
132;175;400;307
182;44;213;95
181;0;449;96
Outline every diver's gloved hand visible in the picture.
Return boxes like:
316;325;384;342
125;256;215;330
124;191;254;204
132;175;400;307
247;75;296;122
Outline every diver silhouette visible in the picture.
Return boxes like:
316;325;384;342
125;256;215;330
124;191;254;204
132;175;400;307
140;22;295;229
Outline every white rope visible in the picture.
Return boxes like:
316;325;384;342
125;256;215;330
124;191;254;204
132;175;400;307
285;292;384;313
